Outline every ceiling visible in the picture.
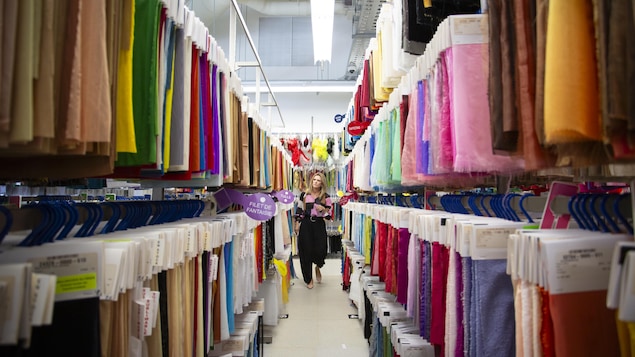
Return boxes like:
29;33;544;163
186;0;385;132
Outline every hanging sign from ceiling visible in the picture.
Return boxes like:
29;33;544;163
347;120;370;136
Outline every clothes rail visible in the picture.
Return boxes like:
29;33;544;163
0;199;208;245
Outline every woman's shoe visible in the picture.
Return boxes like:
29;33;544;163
307;280;314;289
315;266;322;283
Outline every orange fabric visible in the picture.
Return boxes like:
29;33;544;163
544;0;602;143
549;290;620;357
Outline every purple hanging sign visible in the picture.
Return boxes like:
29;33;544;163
244;193;276;221
273;190;295;204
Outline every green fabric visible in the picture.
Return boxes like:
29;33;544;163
390;108;402;183
116;0;160;166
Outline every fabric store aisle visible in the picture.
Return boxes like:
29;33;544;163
263;257;369;357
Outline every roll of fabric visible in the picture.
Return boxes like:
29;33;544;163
543;0;601;143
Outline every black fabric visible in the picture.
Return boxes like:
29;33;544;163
364;290;373;340
247;118;254;186
18;298;101;357
202;251;210;352
158;270;169;357
405;0;482;55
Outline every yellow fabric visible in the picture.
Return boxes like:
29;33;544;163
163;50;175;171
616;312;632;357
543;0;602;143
116;0;137;153
273;258;289;304
372;31;393;103
627;321;635;357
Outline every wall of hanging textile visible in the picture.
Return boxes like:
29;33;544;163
0;198;279;356
340;197;634;357
341;1;635;192
0;0;289;187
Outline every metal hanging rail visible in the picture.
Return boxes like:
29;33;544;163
228;0;286;128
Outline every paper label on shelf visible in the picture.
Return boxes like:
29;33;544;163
470;225;523;260
450;15;488;45
543;235;628;294
29;252;100;301
209;255;219;282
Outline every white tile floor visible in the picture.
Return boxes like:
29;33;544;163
263;256;369;357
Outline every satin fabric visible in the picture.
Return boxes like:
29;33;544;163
396;228;410;305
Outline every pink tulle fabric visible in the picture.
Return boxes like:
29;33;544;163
401;85;420;186
449;45;524;173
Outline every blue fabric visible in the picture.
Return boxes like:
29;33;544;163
224;241;235;333
471;259;515;357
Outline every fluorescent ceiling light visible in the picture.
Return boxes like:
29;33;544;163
242;81;356;93
311;0;335;64
243;85;355;93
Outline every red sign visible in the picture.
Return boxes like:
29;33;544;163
347;121;370;136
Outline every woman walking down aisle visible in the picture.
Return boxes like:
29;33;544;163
263;258;369;356
294;172;333;289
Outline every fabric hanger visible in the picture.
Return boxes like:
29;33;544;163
589;194;610;233
100;202;122;234
503;193;521;222
467;194;483;216
18;203;52;246
613;194;634;235
55;200;79;240
0;205;12;244
518;193;535;223
600;194;621;233
568;194;586;230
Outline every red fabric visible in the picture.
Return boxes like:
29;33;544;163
255;224;263;283
385;224;394;292
343;253;351;289
189;46;200;172
377;221;388;281
430;242;449;354
540;288;556;357
391;227;399;295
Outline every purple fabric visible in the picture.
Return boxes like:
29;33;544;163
416;80;427;174
199;53;209;171
396;228;410;304
211;64;220;174
420;240;431;340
